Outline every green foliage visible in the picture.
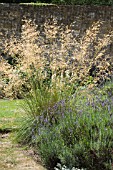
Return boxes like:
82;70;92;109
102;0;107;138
27;0;113;5
51;0;113;5
16;81;113;170
22;73;64;118
29;0;113;5
1;0;113;5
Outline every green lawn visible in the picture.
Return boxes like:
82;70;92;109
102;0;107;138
0;99;24;131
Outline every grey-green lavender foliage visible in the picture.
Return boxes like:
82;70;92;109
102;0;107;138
16;80;113;170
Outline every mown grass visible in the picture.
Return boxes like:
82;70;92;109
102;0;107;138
0;99;24;131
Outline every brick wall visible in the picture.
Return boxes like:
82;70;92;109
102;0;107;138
0;3;113;53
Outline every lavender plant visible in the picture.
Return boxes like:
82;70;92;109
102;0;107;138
16;82;113;170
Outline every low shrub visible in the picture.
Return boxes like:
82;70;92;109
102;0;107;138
16;81;113;170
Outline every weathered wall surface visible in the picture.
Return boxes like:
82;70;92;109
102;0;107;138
0;3;113;53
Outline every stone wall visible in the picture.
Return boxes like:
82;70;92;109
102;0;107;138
0;3;113;53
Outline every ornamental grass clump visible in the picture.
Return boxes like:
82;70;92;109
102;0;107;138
1;19;113;98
